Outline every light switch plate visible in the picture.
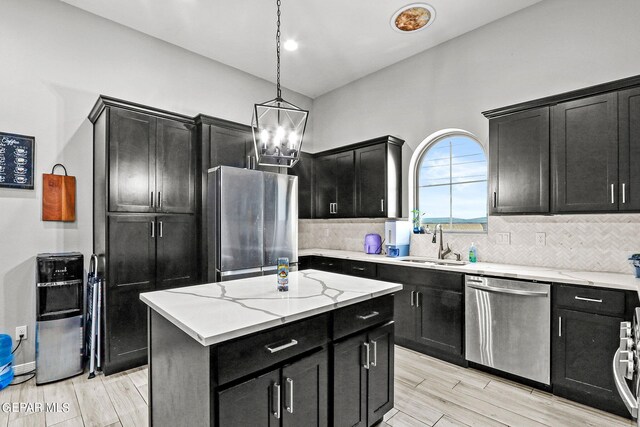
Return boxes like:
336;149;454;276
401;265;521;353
535;232;546;246
496;232;511;245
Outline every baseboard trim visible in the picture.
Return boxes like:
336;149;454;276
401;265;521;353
13;361;35;375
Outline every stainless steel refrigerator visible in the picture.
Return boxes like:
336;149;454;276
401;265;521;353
207;166;298;282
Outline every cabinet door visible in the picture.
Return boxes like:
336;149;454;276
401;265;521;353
282;349;328;427
314;155;336;218
355;144;387;217
415;287;463;356
394;285;416;342
108;108;156;212
552;93;618;212
156;215;197;290
289;152;314;219
333;332;367;427
619;87;640;211
218;369;280;427
210;123;250;168
156;119;195;213
553;308;625;413
489;107;550;214
335;151;355;218
367;322;394;424
107;215;156;368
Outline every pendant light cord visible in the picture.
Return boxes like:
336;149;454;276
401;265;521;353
276;0;282;101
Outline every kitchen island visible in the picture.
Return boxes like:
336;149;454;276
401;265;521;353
140;269;402;427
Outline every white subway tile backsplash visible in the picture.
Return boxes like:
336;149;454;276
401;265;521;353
298;214;640;274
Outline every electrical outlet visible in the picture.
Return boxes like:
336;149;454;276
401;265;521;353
15;325;27;341
535;232;546;246
496;232;511;245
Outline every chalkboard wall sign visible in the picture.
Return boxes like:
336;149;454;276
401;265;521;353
0;132;35;190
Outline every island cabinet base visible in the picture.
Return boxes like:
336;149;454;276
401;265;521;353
147;294;396;427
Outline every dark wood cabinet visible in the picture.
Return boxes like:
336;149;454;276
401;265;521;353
354;142;402;217
415;286;463;357
156;119;196;213
393;284;416;342
288;152;314;219
552;93;619;212
333;322;394;427
198;115;253;169
156;215;198;290
108;108;156;213
619;86;640;211
218;369;280;427
489;107;550;214
314;136;403;219
109;108;195;214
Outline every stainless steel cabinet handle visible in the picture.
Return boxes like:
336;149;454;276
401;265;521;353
151;221;155;238
158;191;162;209
363;342;370;369
150;192;154;208
611;184;615;204
410;291;415;307
265;339;298;353
371;340;377;367
352;267;366;271
357;311;379;320
493;192;497;208
613;349;639;418
574;296;603;303
159;221;163;238
623;183;626;204
468;283;548;297
559;316;562;337
285;378;294;414
416;291;421;308
381;199;384;212
273;383;281;419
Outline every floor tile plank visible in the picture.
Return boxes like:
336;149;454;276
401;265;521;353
73;379;119;427
42;380;80;427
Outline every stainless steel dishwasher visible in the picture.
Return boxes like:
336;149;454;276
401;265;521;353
465;275;550;385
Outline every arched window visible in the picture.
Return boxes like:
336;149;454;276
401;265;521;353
409;129;488;232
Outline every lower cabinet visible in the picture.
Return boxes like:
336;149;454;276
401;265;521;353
333;322;394;427
218;349;328;427
415;286;463;356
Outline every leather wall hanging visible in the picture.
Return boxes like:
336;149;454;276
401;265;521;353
42;164;76;222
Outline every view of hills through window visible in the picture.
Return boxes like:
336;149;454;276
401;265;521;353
417;134;488;232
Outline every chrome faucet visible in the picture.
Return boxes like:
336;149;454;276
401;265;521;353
433;224;452;260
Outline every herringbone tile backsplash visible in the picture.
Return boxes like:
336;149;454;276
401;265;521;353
298;214;640;274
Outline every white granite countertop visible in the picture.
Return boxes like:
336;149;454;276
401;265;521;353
300;249;640;292
140;270;402;347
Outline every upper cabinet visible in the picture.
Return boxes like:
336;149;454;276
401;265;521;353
314;136;403;219
552;93;618;212
489;107;549;214
108;106;195;214
484;74;640;215
288;152;314;219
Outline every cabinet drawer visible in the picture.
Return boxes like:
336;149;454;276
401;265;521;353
378;264;463;291
311;256;345;274
555;284;624;316
333;295;394;340
216;313;329;385
344;260;377;278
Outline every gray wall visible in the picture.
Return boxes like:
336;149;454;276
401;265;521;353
309;0;640;217
0;0;312;366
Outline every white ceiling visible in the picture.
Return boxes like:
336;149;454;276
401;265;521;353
61;0;543;98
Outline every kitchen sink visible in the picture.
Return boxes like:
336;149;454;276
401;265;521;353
396;256;468;266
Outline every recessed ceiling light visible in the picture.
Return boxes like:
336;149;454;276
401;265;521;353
284;39;298;51
391;3;436;33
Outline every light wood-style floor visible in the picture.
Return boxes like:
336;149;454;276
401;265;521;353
0;346;634;427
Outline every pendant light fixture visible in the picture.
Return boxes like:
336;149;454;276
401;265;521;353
252;0;308;168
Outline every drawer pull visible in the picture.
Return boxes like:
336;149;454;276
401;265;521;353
265;339;298;353
285;378;294;414
352;267;366;271
371;340;377;367
574;296;603;303
410;291;415;307
363;342;370;370
357;311;379;320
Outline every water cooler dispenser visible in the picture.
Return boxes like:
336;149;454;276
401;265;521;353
36;253;84;384
384;220;411;257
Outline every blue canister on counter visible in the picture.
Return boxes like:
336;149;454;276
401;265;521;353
277;257;289;292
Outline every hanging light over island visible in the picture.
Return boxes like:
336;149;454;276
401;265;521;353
251;0;308;168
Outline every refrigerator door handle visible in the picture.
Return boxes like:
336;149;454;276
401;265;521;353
220;267;263;277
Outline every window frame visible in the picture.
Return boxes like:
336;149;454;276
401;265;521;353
408;129;488;234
